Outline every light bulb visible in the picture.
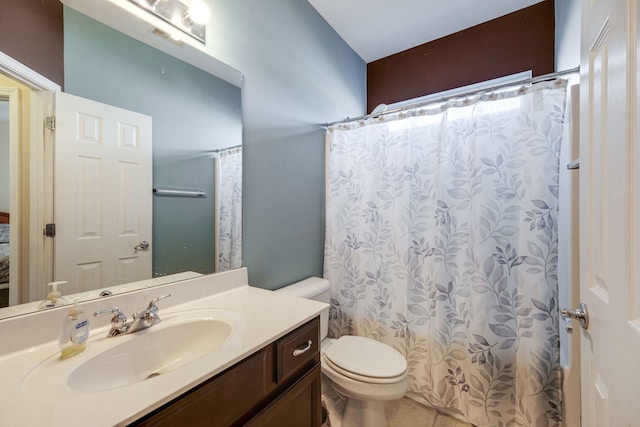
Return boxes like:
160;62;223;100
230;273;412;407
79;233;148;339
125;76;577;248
188;0;211;25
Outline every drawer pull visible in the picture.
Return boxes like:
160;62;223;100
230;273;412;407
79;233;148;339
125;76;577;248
292;340;313;357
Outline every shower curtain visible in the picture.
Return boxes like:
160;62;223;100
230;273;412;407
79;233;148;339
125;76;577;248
324;80;568;426
215;147;243;271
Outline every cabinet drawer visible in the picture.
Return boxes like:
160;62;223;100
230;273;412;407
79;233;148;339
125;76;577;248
276;317;320;383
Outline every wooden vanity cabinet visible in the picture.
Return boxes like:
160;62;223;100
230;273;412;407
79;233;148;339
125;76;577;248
131;317;321;427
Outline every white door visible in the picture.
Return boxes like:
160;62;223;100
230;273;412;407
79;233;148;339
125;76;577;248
54;92;152;295
579;0;640;425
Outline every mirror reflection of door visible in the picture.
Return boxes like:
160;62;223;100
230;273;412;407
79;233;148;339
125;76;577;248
54;92;153;295
0;100;9;307
0;82;21;309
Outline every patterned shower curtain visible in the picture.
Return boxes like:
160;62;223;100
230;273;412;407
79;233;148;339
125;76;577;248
324;80;568;426
216;147;243;271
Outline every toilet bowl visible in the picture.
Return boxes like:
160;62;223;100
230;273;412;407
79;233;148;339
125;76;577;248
322;335;408;427
275;277;408;427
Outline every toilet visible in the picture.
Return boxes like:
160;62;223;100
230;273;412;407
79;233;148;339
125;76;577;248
276;277;408;427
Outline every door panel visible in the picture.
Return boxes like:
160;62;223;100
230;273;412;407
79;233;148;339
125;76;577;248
586;18;609;303
580;0;640;425
54;92;152;294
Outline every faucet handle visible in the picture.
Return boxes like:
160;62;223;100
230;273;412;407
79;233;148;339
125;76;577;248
147;293;171;310
136;294;171;325
93;307;128;336
94;307;127;324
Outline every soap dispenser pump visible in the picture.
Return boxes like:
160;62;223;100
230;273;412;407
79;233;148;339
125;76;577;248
38;281;69;310
58;298;89;360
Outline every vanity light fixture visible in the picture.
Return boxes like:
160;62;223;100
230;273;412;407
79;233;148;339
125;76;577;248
184;0;211;25
129;0;210;44
151;27;185;46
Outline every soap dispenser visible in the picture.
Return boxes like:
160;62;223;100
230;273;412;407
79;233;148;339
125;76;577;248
58;298;89;360
37;281;69;310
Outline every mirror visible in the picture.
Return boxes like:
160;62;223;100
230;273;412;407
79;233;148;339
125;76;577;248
0;4;242;318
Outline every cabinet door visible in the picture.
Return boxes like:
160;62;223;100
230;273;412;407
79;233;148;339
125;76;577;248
133;349;270;427
246;363;322;427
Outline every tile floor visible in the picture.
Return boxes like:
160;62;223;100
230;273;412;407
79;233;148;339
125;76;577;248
385;398;473;427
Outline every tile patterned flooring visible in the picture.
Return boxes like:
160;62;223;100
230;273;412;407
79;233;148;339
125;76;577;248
385;398;473;427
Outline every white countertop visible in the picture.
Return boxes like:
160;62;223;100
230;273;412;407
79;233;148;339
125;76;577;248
0;269;327;426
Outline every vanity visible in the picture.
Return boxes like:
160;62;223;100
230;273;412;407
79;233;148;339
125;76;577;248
134;317;321;426
0;268;326;426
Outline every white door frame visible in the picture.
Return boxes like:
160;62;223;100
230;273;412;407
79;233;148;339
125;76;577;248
0;52;61;92
0;51;60;304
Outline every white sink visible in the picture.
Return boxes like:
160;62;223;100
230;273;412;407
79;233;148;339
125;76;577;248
22;309;244;394
69;319;231;392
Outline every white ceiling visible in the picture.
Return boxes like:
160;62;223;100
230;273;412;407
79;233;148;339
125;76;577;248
308;0;545;63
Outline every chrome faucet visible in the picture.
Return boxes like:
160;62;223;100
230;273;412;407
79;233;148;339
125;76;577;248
93;294;171;337
129;294;171;333
93;307;129;337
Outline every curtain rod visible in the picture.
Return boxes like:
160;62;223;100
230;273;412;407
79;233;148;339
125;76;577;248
210;144;242;154
153;188;206;198
324;67;580;127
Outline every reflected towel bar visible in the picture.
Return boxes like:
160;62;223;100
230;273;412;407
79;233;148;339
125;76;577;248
153;188;206;198
567;159;580;170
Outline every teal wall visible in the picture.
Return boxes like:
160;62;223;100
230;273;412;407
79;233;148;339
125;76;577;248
63;7;242;278
205;0;366;288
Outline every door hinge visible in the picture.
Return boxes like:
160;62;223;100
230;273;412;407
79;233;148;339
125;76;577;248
45;116;55;131
44;223;56;238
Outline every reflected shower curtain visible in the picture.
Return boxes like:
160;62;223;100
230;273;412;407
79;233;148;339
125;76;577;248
324;80;568;426
215;147;243;271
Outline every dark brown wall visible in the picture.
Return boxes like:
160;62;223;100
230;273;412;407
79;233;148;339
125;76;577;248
0;0;64;86
367;0;555;113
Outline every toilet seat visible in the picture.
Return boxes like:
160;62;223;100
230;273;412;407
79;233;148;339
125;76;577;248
323;336;407;384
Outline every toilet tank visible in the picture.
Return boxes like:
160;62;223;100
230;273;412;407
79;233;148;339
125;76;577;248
275;277;330;340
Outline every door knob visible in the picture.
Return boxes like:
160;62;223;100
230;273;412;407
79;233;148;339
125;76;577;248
134;241;150;251
560;302;589;332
